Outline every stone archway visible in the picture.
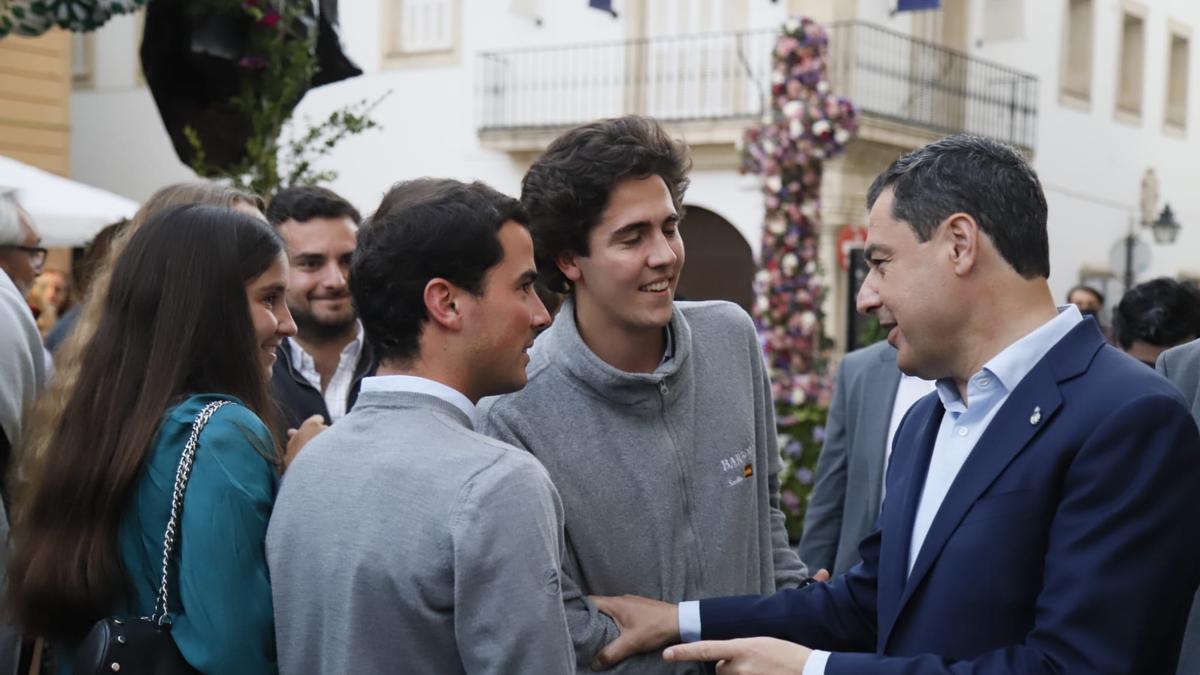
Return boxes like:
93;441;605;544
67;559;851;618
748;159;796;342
677;205;755;313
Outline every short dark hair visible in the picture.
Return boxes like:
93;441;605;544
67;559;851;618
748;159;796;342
1067;284;1105;307
1112;277;1200;349
521;115;692;293
866;134;1049;279
266;186;361;227
351;178;528;365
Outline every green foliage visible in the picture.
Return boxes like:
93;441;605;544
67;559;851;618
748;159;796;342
185;0;384;198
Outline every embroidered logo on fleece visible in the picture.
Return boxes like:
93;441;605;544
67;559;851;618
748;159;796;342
720;445;754;487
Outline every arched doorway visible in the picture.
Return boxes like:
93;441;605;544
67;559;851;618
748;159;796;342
677;205;756;313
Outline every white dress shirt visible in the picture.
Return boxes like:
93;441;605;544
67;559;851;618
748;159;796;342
287;323;364;423
679;306;1085;675
358;374;478;429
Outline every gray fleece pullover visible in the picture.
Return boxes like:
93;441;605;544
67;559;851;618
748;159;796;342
268;390;574;675
479;299;808;674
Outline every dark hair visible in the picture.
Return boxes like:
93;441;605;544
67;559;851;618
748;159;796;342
865;134;1049;279
9;204;284;640
74;219;131;296
266;185;362;227
352;178;527;365
521;115;692;293
1066;284;1105;307
1111;277;1200;349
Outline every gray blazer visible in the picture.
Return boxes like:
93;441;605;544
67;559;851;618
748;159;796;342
1158;338;1200;675
799;340;902;576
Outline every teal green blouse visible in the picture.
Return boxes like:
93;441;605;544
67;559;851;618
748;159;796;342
60;394;279;674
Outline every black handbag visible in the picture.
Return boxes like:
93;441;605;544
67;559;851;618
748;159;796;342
75;400;230;675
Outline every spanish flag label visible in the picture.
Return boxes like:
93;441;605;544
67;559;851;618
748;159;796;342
743;464;754;478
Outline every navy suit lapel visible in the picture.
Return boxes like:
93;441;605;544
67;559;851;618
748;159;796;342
877;394;942;647
878;320;1106;649
896;364;1063;615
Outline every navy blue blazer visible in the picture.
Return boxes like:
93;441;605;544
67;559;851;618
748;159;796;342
701;321;1200;674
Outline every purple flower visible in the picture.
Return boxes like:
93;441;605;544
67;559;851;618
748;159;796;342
782;490;801;513
238;55;268;69
795;468;815;485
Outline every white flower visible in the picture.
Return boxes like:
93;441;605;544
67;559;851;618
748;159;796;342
756;295;770;313
799;311;817;331
817;80;830;94
767;217;787;235
766;175;782;192
790;119;803;139
785;19;800;34
812;119;831;136
756;270;773;285
790;388;807;406
834;128;850;144
783;100;802;119
782;252;799;271
801;202;817;219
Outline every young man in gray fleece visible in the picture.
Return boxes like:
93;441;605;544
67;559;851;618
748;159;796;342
267;179;571;674
478;115;815;674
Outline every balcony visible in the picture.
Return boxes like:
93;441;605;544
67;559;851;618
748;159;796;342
476;21;1038;154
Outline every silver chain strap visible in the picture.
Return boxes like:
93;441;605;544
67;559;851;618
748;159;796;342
152;399;231;625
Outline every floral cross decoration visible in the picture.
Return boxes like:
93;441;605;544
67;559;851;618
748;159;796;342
742;16;859;419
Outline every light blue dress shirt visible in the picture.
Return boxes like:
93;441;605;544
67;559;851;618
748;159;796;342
680;306;1084;674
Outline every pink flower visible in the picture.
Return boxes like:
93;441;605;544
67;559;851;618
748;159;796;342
260;8;282;27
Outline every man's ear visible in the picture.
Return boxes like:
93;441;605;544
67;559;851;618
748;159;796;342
424;278;463;331
943;213;980;276
556;250;583;283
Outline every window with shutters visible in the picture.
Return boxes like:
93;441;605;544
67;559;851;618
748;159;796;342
1164;24;1190;133
382;0;460;67
1059;0;1093;104
1115;5;1146;122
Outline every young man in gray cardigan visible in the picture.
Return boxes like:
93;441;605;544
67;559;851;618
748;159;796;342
478;116;813;674
267;179;571;674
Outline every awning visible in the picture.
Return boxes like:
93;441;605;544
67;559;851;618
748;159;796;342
0;155;139;248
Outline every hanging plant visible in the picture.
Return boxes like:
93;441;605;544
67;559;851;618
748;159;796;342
173;0;384;197
0;0;146;38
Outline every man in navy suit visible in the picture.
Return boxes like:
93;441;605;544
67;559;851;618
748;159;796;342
590;134;1200;674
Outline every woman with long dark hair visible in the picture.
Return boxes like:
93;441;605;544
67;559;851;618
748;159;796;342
9;204;297;674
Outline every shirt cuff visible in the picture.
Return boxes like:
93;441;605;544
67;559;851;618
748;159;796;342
677;601;701;643
803;650;830;675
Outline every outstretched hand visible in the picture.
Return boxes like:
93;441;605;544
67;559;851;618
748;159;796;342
589;595;679;671
664;637;812;673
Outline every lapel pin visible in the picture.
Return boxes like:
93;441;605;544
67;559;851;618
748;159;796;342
1030;406;1042;425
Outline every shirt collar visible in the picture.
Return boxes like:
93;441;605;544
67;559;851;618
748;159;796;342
287;322;365;365
936;304;1084;409
359;374;478;428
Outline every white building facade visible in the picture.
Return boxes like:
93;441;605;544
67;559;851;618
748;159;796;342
70;0;1200;352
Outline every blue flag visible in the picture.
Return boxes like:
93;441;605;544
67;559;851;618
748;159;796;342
896;0;941;11
589;0;617;17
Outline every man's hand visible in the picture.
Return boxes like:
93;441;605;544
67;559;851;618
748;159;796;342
589;594;679;671
664;638;812;674
284;414;327;470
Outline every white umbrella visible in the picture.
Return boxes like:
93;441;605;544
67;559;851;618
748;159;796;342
0;155;139;248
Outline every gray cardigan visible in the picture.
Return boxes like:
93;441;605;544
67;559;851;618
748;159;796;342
480;299;808;674
267;389;574;674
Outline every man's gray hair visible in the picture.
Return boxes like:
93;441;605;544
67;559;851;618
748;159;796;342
0;190;24;246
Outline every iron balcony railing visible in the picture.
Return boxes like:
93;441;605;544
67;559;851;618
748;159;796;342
476;21;1039;150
